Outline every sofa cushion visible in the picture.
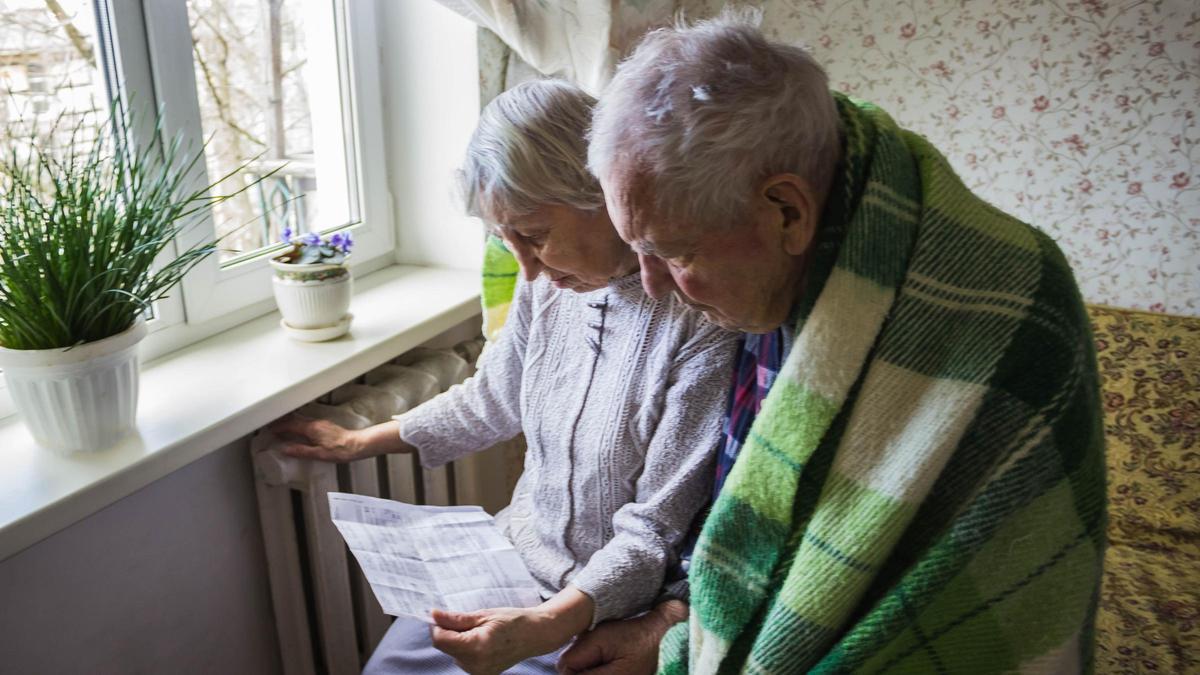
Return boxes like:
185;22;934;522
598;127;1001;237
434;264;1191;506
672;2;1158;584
1089;306;1199;673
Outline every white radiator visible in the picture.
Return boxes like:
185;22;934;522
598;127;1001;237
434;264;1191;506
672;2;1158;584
251;337;522;675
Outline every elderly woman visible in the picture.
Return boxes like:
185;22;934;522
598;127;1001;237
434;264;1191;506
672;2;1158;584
272;79;737;675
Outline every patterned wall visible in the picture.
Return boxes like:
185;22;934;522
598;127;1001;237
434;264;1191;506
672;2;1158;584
683;0;1199;315
478;1;1199;315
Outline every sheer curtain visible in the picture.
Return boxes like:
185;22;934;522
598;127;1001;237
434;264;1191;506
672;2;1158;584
437;0;677;95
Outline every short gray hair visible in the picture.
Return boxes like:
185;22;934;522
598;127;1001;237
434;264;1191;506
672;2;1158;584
459;79;604;223
588;9;842;230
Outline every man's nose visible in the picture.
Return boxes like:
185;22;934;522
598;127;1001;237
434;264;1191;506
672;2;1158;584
639;254;676;300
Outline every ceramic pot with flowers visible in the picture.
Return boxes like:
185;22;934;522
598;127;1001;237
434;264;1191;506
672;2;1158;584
271;229;355;341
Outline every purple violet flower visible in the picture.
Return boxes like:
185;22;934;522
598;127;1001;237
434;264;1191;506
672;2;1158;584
301;232;321;247
329;233;345;249
281;227;293;244
341;231;354;252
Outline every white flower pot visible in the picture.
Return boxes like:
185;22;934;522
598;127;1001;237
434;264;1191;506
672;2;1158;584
271;258;353;336
0;320;147;454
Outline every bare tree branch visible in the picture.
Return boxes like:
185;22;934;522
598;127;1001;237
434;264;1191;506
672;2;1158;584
42;0;95;68
191;36;266;149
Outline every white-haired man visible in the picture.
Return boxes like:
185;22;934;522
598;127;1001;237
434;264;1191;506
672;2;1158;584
560;11;1106;675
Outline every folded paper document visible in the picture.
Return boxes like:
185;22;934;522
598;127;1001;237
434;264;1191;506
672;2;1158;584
328;492;543;622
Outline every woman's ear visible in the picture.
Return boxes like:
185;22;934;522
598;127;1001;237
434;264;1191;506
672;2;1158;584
762;174;818;257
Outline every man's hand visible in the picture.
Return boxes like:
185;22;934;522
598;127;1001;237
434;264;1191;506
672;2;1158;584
430;607;561;675
557;599;687;675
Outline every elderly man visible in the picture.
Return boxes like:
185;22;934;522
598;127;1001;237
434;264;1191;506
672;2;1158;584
560;11;1106;675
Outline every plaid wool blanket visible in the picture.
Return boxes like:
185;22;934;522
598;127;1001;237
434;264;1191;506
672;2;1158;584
657;96;1107;673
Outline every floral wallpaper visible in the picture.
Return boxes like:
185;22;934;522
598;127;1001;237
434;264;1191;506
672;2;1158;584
477;0;1199;315
686;0;1200;315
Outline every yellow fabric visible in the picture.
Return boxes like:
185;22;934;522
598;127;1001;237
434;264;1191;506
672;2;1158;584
1089;306;1200;674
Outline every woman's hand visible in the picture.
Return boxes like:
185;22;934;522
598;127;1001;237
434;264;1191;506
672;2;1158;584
268;416;412;463
430;607;556;675
431;587;595;675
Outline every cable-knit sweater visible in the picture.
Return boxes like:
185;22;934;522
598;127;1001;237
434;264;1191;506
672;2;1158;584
397;273;738;625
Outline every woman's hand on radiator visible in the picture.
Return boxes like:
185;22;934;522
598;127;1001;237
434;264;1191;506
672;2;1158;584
430;586;596;675
270;416;414;462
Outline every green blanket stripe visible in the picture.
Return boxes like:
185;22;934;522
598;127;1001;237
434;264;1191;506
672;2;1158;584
832;402;1102;671
662;94;1105;673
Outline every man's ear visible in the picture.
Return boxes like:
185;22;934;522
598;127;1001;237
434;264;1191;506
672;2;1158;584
761;174;818;256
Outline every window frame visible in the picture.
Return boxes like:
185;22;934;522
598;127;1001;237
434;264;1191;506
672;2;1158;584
102;0;189;335
139;0;395;325
0;0;398;420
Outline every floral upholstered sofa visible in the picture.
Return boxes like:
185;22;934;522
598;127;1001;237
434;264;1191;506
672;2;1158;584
1089;306;1199;674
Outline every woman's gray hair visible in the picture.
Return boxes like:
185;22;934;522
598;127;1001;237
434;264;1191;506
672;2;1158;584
459;79;604;223
588;8;842;230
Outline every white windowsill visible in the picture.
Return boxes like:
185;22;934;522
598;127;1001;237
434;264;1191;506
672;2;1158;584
0;264;481;562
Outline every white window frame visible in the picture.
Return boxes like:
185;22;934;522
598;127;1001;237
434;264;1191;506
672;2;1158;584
139;0;394;327
102;0;188;334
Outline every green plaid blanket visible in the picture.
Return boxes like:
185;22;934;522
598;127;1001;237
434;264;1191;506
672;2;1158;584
657;96;1107;673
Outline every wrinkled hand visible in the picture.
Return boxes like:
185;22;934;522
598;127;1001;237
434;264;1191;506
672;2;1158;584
431;607;564;675
268;414;365;462
557;600;686;675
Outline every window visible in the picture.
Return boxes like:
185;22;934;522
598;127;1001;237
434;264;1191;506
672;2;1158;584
0;0;395;418
0;1;106;145
185;0;355;265
145;0;393;325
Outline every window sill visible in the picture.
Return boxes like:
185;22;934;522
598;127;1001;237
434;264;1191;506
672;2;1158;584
0;264;481;562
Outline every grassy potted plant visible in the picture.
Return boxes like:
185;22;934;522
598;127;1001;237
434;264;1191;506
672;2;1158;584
0;109;259;453
270;228;354;341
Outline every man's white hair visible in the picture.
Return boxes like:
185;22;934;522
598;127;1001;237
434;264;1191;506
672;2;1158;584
459;79;604;223
589;8;842;230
